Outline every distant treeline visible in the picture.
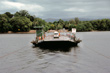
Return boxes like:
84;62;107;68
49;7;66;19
0;10;110;32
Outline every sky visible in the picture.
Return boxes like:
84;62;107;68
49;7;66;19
0;0;110;19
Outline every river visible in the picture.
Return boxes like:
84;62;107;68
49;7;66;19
0;32;110;73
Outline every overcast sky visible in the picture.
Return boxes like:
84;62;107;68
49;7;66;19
0;0;110;19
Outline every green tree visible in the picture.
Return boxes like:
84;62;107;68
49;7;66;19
83;22;93;31
75;17;79;24
64;21;69;29
5;12;13;18
53;21;58;29
76;23;86;31
69;19;76;24
58;19;65;28
106;19;110;30
57;24;63;30
68;24;76;31
0;14;11;32
100;22;107;30
14;10;29;17
28;15;35;22
50;24;55;30
19;10;29;17
14;12;20;17
10;17;32;32
32;18;46;29
43;24;49;32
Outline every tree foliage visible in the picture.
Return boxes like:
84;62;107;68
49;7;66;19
0;14;11;32
10;17;32;32
69;19;76;25
5;12;13;18
32;18;47;29
14;10;29;17
0;10;110;33
75;17;79;24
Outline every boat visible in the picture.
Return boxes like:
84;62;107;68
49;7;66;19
31;26;81;46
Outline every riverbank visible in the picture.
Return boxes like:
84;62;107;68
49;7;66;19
0;29;69;34
0;30;110;34
0;30;36;34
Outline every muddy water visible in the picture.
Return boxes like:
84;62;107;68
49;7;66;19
0;32;110;73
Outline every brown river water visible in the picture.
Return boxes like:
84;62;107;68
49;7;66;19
0;32;110;73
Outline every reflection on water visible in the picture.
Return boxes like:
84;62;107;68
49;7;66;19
32;41;80;62
31;43;80;73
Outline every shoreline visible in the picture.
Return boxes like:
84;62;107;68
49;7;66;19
0;30;110;34
0;30;36;34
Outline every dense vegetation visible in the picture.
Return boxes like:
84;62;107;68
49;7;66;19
0;10;110;33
